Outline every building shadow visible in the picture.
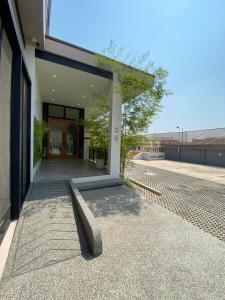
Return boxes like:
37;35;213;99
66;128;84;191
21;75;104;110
81;185;151;218
6;181;93;277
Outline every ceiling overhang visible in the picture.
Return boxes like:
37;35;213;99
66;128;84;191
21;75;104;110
35;58;111;112
16;0;50;48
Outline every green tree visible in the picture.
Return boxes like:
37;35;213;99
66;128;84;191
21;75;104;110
33;118;48;166
80;41;170;177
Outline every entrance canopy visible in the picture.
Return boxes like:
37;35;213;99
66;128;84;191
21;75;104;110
36;57;111;113
34;44;154;182
34;55;113;181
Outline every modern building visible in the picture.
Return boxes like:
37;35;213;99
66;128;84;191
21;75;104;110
0;0;152;244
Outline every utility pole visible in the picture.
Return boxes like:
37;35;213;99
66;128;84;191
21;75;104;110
176;126;181;161
176;126;180;143
181;127;184;144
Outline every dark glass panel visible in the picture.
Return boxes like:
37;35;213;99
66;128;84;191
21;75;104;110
49;105;64;118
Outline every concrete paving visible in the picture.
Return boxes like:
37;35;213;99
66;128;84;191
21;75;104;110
1;181;89;279
1;184;225;299
35;159;107;182
0;221;17;279
126;164;225;242
133;159;225;185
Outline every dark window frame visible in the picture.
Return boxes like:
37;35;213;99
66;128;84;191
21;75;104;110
0;0;31;221
47;102;82;120
0;15;11;245
35;49;113;80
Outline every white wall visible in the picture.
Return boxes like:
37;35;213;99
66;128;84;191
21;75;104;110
21;48;43;181
34;70;42;120
32;66;43;179
8;0;25;53
23;46;38;181
8;2;123;181
45;38;97;68
83;107;91;160
7;2;38;182
108;79;122;178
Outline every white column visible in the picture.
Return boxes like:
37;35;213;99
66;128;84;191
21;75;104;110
23;46;36;182
83;133;90;160
108;79;122;178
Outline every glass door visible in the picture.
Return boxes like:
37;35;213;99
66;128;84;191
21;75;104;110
47;118;79;159
47;118;64;158
64;120;79;157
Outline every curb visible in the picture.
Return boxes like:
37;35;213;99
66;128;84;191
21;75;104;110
129;178;162;195
75;178;123;191
68;180;102;257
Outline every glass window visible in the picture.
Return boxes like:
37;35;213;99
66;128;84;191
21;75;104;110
65;107;79;119
0;27;13;242
48;105;64;118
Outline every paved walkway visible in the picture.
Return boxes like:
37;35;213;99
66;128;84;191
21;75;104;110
133;159;225;185
1;181;89;280
35;159;107;182
126;163;225;242
0;183;225;299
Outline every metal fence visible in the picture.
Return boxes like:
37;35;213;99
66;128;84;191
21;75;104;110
160;145;225;167
148;128;225;145
146;128;225;167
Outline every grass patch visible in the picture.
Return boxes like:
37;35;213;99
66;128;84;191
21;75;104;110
124;178;134;190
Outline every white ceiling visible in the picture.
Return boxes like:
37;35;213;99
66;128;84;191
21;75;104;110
35;58;111;111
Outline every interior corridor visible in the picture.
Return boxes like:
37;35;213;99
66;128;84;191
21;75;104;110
34;159;108;182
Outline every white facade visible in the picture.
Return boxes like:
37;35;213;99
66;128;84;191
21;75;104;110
32;38;123;182
5;0;123;183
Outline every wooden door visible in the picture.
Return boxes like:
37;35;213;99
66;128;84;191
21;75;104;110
47;118;79;159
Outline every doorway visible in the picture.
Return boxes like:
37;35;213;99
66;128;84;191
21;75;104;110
43;103;84;159
47;118;79;159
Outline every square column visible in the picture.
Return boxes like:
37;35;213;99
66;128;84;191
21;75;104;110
108;79;122;178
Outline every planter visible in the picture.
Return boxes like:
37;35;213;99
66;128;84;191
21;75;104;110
96;158;105;169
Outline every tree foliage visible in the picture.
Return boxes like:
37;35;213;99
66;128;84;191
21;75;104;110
81;41;170;176
33;118;48;166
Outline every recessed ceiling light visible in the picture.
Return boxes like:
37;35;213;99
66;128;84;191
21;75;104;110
52;89;55;92
51;98;55;101
53;75;57;78
82;95;86;98
90;84;94;87
77;103;80;106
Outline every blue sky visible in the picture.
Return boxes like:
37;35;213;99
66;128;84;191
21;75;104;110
50;0;225;133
